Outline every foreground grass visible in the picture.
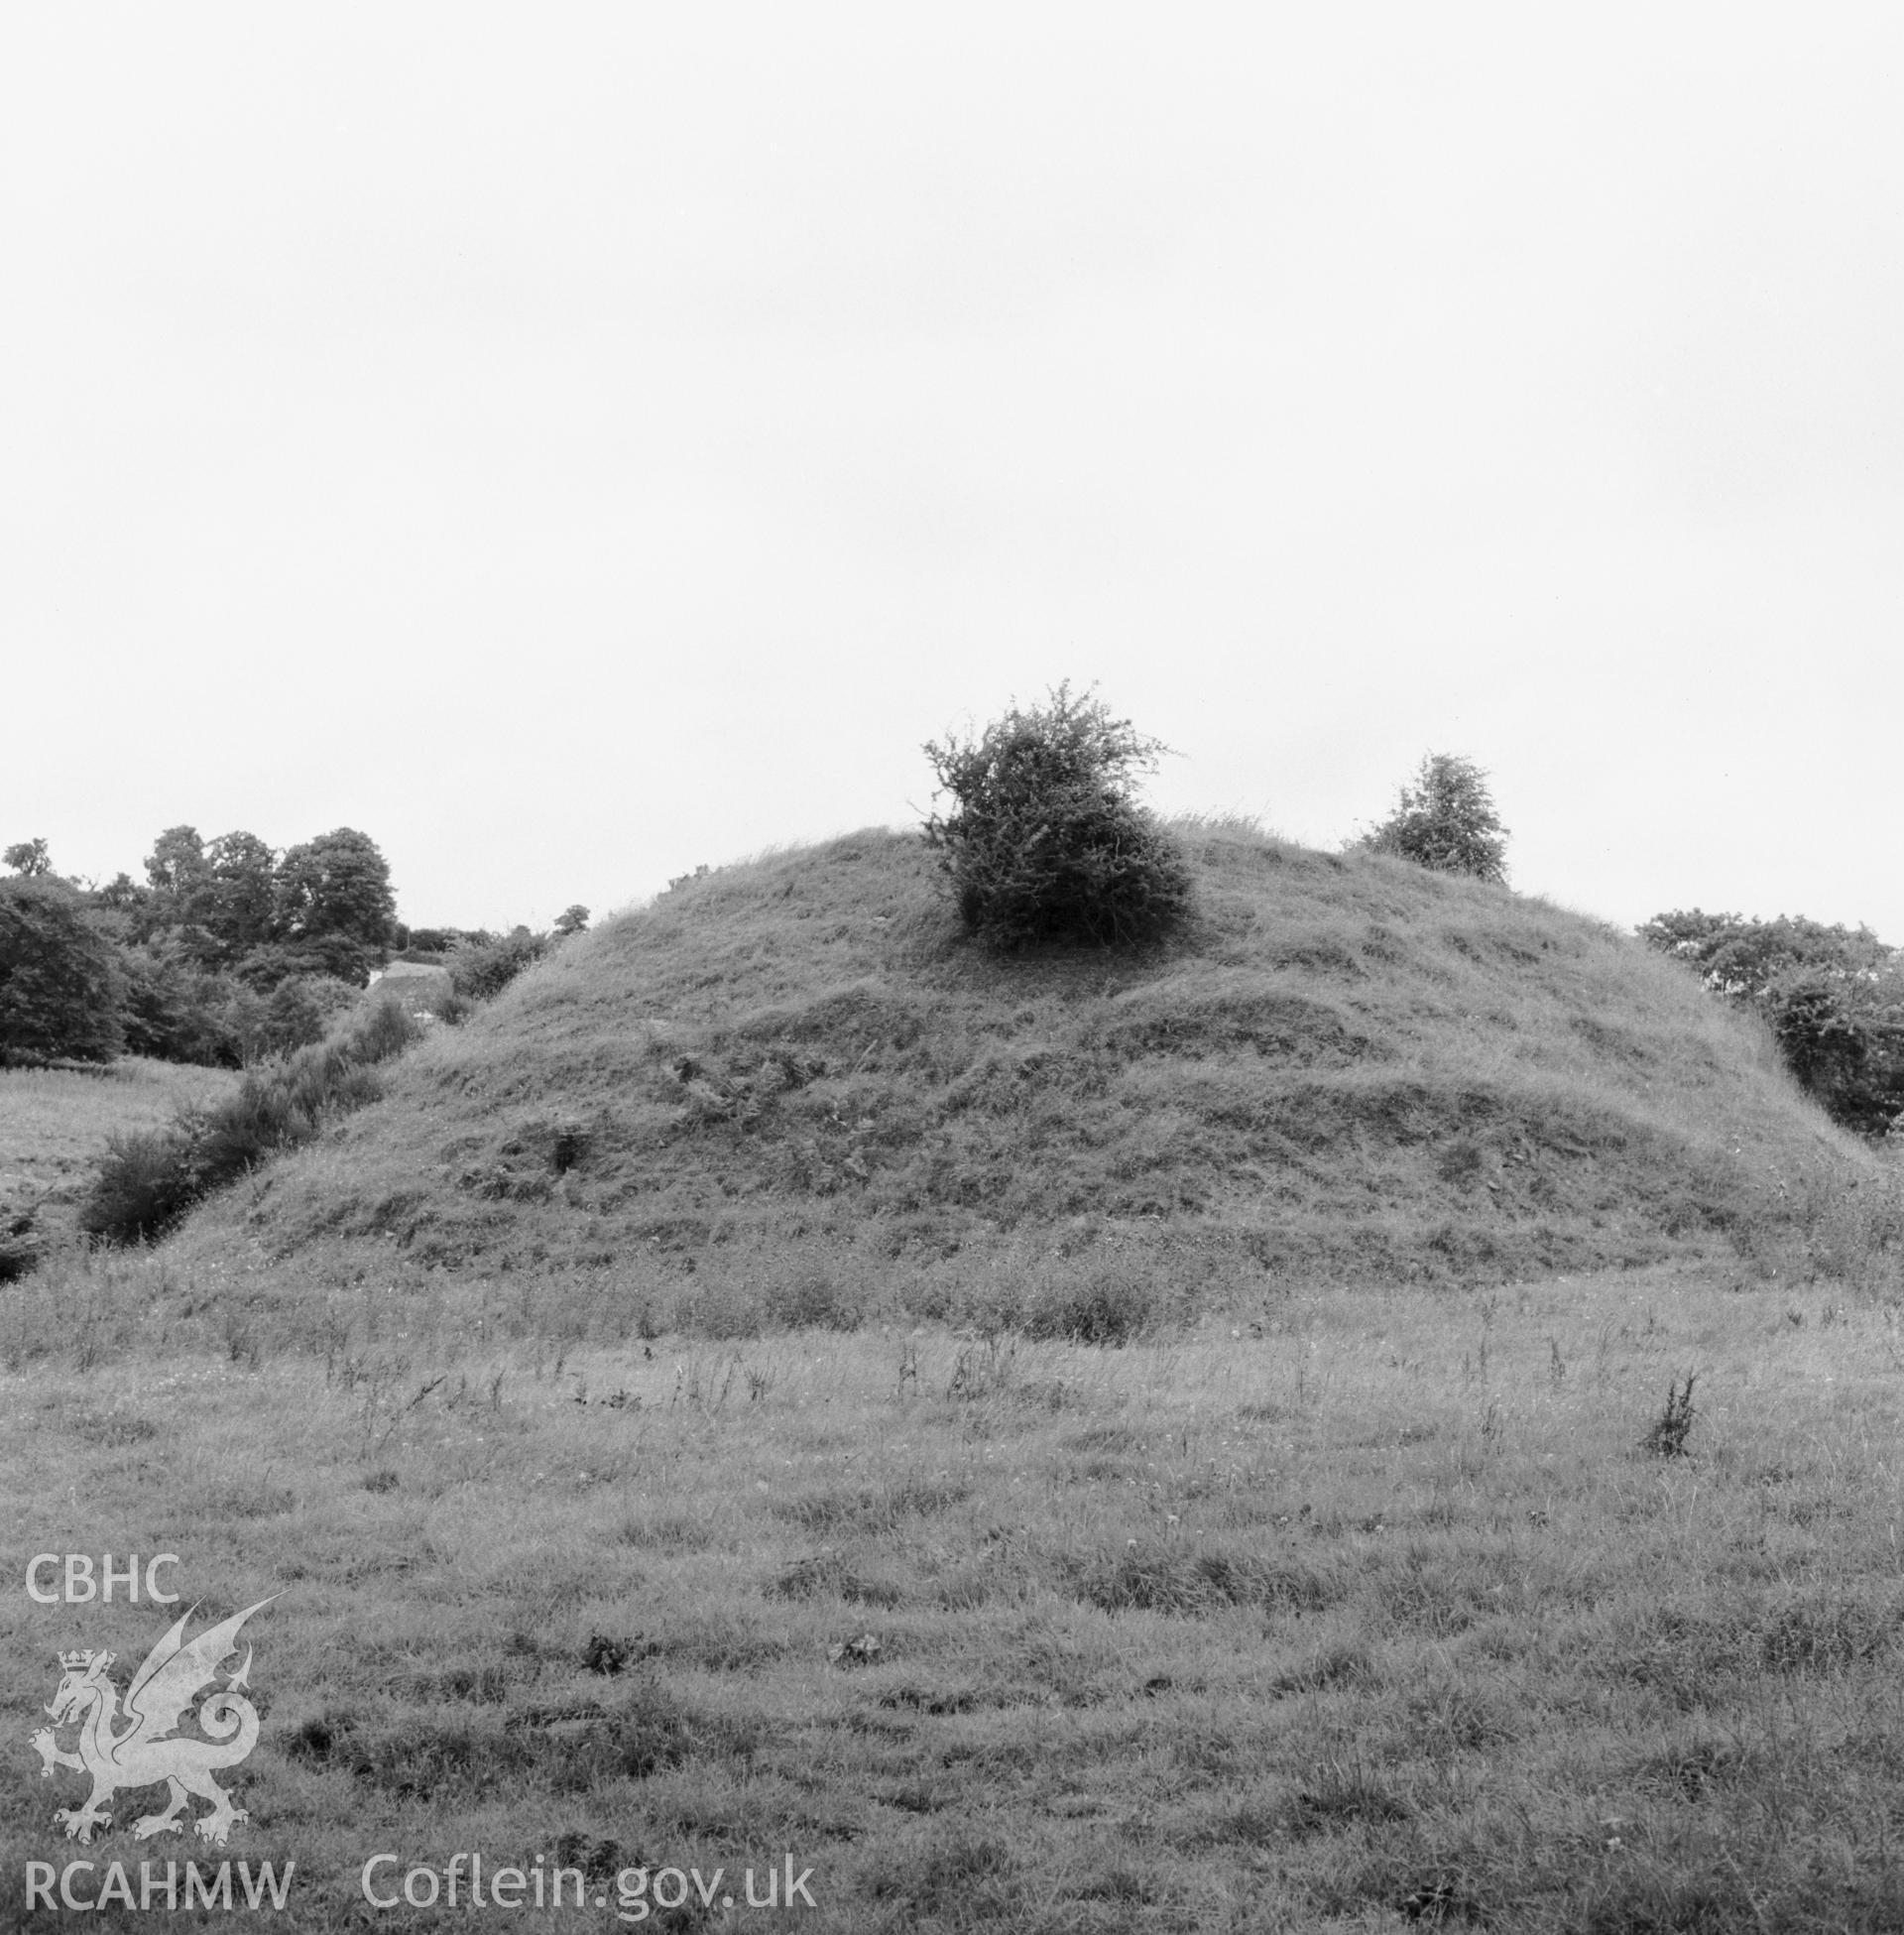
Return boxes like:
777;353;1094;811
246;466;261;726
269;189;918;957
5;1263;1903;1930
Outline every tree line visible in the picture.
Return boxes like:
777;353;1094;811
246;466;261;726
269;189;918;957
1636;909;1904;1137
0;827;588;1069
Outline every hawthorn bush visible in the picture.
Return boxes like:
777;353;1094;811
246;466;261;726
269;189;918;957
1363;753;1509;884
923;684;1191;950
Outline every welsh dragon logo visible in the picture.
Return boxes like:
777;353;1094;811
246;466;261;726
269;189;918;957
29;1599;273;1847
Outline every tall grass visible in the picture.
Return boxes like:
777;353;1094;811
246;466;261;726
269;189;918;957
79;997;420;1246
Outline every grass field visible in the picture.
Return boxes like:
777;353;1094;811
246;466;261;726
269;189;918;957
6;1255;1904;1931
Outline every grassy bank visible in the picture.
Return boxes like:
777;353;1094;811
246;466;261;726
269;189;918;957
6;1262;1903;1930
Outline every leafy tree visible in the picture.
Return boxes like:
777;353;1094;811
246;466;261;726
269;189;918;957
1638;909;1904;1134
0;878;124;1065
403;927;482;955
116;941;246;1067
1635;909;1887;999
203;831;278;954
1362;754;1509;883
273;827;396;976
235;933;378;991
923;682;1191;949
145;825;210;898
4;837;52;877
553;904;591;936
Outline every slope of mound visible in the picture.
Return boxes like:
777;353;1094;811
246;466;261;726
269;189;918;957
179;824;1858;1319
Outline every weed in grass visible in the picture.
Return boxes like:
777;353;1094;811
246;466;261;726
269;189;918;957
878;1684;979;1716
1631;1734;1751;1799
828;1632;883;1666
775;1474;969;1534
428;1663;510;1703
947;1336;1016;1400
1074;1538;1337;1617
1405;1680;1516;1754
769;1550;904;1607
671;1352;740;1413
1269;1640;1376;1695
1642;1372;1698;1457
582;1633;634;1675
1064;1421;1144;1453
1394;1869;1488;1925
1284;1757;1411;1836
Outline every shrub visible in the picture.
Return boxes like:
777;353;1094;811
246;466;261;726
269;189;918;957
80;1125;210;1246
1362;753;1509;883
446;927;548;1001
1642;1374;1698;1457
80;996;422;1245
923;683;1191;949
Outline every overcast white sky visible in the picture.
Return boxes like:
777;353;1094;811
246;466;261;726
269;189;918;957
4;6;1900;938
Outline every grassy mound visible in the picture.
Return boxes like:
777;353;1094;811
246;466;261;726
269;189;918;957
176;822;1861;1327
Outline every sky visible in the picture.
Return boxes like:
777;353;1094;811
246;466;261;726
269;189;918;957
4;6;1901;938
